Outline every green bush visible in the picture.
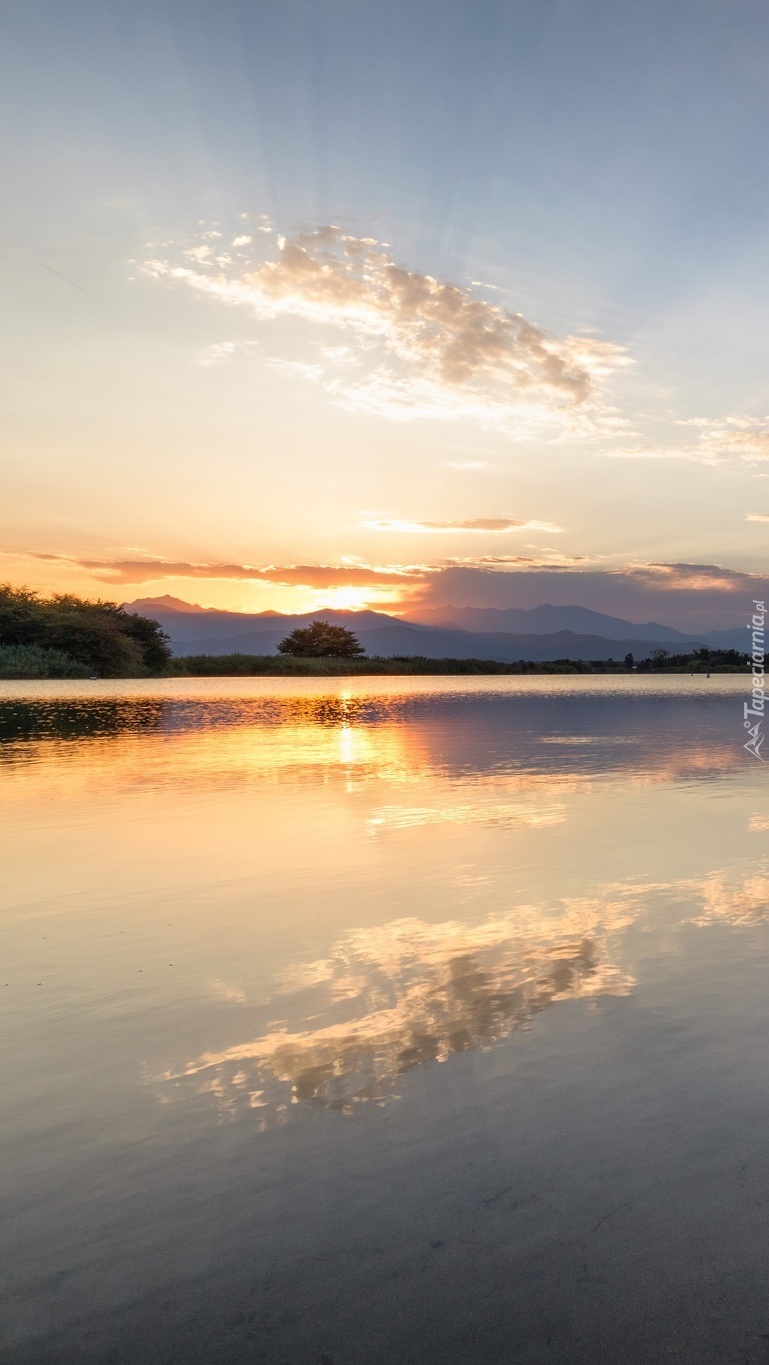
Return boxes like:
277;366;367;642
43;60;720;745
0;644;90;679
0;585;171;676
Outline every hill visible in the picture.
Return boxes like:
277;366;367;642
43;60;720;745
124;598;747;662
403;602;689;641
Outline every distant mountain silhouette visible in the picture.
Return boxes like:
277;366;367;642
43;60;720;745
127;595;212;614
123;598;747;660
404;602;701;642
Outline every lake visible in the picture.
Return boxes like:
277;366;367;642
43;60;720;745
1;676;768;1364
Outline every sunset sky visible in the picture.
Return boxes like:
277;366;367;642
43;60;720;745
2;0;768;627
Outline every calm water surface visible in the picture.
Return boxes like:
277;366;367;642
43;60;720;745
2;676;768;1363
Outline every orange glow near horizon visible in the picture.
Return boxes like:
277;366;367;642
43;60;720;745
300;584;411;614
0;553;418;616
2;546;762;626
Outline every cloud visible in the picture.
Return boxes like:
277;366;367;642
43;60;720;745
198;340;237;366
746;514;769;523
603;445;703;462
363;516;563;534
687;417;769;463
627;561;753;592
25;551;764;631
143;225;632;433
399;561;766;630
448;552;591;567
30;554;422;589
607;417;769;465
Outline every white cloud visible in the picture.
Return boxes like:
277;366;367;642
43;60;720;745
603;445;703;461
698;417;769;463
265;358;326;382
144;225;632;435
197;339;260;366
607;416;769;465
198;341;238;366
183;245;213;262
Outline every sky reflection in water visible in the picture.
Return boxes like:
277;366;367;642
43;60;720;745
1;678;768;1363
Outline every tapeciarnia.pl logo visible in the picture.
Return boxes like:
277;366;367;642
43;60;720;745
744;599;766;761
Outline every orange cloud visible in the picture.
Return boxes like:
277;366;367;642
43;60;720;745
364;516;563;534
23;553;762;630
30;554;424;589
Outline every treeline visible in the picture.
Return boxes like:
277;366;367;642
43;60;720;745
172;648;762;676
629;647;757;673
0;585;171;678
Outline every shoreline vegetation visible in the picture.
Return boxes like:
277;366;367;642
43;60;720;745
0;587;763;678
0;585;171;678
167;652;755;676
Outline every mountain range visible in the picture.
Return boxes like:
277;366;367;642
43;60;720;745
125;596;749;662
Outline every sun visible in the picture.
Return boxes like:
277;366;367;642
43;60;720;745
318;587;375;612
300;584;409;614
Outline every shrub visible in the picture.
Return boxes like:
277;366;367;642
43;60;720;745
0;644;90;679
0;585;171;676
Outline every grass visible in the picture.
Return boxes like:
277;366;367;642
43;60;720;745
172;654;616;676
0;649;753;680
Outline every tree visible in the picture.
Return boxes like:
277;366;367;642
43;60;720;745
276;620;365;658
44;595;145;676
0;584;172;676
119;609;173;672
0;584;47;645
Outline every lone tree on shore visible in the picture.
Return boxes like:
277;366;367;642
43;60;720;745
276;620;365;658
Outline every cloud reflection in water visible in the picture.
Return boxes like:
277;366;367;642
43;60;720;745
160;896;638;1123
159;858;769;1126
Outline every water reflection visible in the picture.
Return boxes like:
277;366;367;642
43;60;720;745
0;698;166;745
2;678;768;1365
159;861;769;1123
692;871;769;927
161;897;637;1121
1;680;763;1131
0;685;747;789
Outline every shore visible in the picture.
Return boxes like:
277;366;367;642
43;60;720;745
166;654;751;678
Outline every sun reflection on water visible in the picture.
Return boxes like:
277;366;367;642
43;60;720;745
2;682;764;1138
